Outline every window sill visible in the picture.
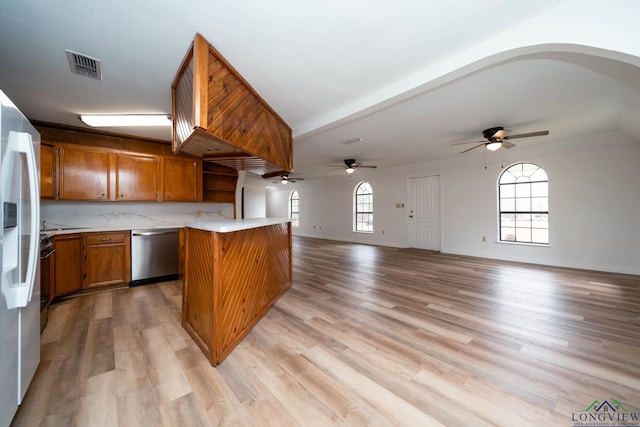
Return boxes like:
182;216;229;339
353;230;373;234
495;240;550;248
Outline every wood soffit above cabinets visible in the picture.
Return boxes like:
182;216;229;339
171;33;293;176
34;121;175;156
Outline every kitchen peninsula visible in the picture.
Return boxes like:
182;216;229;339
182;218;292;366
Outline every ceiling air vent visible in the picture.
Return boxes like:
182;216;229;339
65;50;102;80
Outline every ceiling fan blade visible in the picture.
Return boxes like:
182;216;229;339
502;141;516;149
356;165;377;169
493;129;511;138
262;170;292;179
327;164;345;168
503;130;549;140
328;167;344;171
460;143;484;154
291;177;304;180
450;139;486;146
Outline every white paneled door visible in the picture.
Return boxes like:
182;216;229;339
408;175;441;250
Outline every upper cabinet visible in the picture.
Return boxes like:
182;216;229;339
116;153;159;201
58;145;111;200
40;143;55;199
171;33;293;176
160;156;202;202
41;140;204;202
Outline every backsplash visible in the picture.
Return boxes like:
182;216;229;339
40;201;235;230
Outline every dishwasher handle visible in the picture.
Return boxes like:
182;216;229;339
132;230;178;237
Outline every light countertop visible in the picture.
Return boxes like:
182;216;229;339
185;218;291;233
42;219;290;236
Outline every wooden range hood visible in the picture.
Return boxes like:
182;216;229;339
171;33;293;176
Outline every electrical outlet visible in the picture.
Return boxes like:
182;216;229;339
482;236;486;242
112;210;119;219
195;210;202;218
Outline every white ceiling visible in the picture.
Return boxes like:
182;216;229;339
1;0;639;179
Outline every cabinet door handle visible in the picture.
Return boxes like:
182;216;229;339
100;238;112;241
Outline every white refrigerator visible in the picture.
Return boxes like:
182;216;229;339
0;90;40;427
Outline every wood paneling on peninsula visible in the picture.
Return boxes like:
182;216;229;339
171;33;293;176
182;222;292;365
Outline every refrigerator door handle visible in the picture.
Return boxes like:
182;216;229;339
0;131;40;309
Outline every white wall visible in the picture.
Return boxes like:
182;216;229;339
266;132;640;275
242;173;267;218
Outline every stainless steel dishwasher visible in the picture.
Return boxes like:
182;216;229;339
130;228;179;286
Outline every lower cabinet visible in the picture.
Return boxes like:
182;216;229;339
53;233;83;297
52;231;131;298
84;231;131;288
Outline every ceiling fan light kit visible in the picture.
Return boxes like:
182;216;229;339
272;174;304;184
485;141;502;151
452;126;549;154
327;158;378;174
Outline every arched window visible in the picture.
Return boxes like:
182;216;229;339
498;162;549;244
289;190;299;228
354;182;373;232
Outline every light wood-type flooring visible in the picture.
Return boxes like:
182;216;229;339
12;236;640;426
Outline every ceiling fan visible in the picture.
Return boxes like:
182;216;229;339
272;174;304;184
451;126;549;154
328;158;377;175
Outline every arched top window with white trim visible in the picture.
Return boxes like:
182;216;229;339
289;190;299;228
498;162;549;244
354;181;373;232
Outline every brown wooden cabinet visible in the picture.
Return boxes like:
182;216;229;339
116;153;158;201
160;156;201;201
41;140;203;202
84;231;131;288
58;145;112;200
52;233;83;297
40;143;55;199
40;143;205;202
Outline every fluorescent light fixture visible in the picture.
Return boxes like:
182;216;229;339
485;141;502;151
79;114;171;127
